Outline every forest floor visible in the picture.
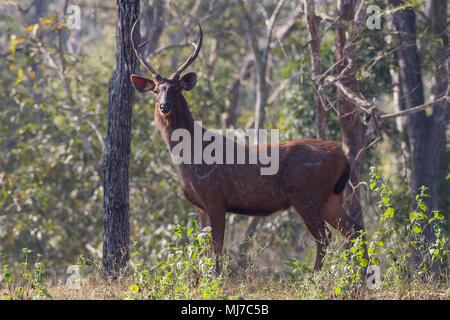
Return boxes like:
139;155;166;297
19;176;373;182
1;266;448;300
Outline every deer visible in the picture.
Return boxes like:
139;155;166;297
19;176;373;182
130;18;368;275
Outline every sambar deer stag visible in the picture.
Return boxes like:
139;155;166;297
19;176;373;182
130;18;368;275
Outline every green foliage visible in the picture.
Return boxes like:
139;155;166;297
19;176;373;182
0;248;51;300
125;221;223;300
283;167;448;299
370;168;448;276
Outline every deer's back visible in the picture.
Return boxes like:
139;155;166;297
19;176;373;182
221;139;348;216
175;138;348;216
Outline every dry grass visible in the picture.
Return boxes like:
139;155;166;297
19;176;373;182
1;265;448;300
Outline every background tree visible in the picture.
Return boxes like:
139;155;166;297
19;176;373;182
389;0;448;273
333;0;369;229
304;0;327;140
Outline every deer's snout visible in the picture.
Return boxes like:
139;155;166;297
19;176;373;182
159;103;172;114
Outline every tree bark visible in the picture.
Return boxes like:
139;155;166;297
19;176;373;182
390;0;448;274
102;0;140;279
335;0;367;228
238;0;285;141
430;0;449;216
141;1;164;56
304;0;327;140
385;14;411;181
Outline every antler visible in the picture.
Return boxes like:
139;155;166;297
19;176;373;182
131;17;161;81
171;23;203;79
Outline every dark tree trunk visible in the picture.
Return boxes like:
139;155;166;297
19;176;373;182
102;0;140;279
335;0;366;228
390;0;448;274
430;0;449;214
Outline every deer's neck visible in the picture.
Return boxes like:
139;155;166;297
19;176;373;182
156;96;200;153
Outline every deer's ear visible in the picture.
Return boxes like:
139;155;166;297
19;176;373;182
131;74;156;93
179;72;197;91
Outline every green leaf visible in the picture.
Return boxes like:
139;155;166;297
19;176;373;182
15;68;23;85
42;288;52;299
4;272;12;283
284;262;298;268
418;202;427;212
359;258;368;267
412;225;422;234
386;207;394;217
335;286;341;297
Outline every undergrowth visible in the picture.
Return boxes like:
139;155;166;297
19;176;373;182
0;167;448;300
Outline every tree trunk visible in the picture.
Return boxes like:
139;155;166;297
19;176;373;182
431;0;449;216
390;0;448;274
254;66;268;137
304;0;327;140
335;0;366;228
386;15;411;181
141;1;164;56
102;0;140;279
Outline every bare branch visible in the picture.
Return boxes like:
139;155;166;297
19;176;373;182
324;75;449;124
379;95;449;121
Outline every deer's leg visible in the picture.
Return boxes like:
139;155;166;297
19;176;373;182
293;205;331;272
206;207;226;275
197;208;211;230
321;194;368;276
321;194;359;238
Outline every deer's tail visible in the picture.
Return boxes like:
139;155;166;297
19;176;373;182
333;162;350;195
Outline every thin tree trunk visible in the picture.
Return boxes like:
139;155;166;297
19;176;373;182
102;0;140;279
304;0;327;140
254;67;268;137
238;0;284;141
141;1;164;56
335;0;366;228
386;15;411;181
